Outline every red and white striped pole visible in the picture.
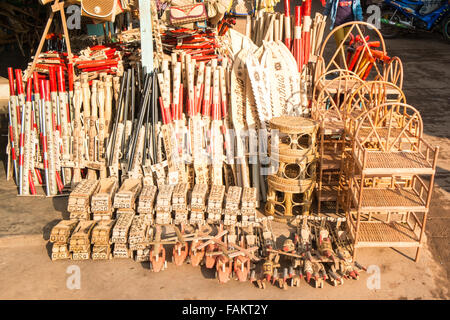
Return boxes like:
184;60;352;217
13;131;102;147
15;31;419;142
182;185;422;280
18;82;26;195
7;100;19;185
293;6;303;71
284;0;292;50
15;69;25;121
39;79;50;196
8;68;20;164
302;0;312;67
24;78;36;195
202;66;212;118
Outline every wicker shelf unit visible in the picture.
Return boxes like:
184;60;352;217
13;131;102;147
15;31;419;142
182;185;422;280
345;102;439;262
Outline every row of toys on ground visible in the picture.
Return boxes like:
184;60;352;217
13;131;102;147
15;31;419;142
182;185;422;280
52;179;366;289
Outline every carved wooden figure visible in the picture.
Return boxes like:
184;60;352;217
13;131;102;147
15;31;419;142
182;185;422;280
189;184;208;225
155;184;174;225
224;186;242;226
68;179;100;220
207;185;225;224
91;177;118;220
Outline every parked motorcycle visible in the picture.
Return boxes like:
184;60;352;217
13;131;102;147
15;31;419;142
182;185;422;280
379;0;450;41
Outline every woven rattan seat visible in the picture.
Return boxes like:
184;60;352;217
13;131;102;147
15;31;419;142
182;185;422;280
270;116;318;134
315;78;362;94
359;151;434;174
351;222;420;247
357;127;418;143
352;188;426;211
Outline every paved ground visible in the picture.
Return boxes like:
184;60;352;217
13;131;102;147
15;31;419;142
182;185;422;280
0;4;449;300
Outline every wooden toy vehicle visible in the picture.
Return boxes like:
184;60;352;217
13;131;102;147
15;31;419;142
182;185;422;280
91;177;118;220
223;186;242;226
128;215;149;251
69;220;97;260
172;183;189;225
252;255;280;290
49;220;78;243
190;238;206;267
91;220;115;260
149;226;167;272
189;184;208;225
304;260;326;289
111;211;134;244
50;220;77;261
91;220;115;245
206;185;225;224
172;239;189;266
133;221;153;262
216;254;233;284
51;244;71;261
155;185;174;225
137;185;158;223
135;247;151;262
240;187;257;226
68;179;100;220
113;242;131;259
233;231;253;283
186;224;211;267
328;220;366;281
113;178;142;211
92;244;112;260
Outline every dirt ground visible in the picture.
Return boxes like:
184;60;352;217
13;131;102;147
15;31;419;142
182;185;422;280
0;3;449;300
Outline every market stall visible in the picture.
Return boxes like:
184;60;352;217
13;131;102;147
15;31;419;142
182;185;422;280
4;0;439;289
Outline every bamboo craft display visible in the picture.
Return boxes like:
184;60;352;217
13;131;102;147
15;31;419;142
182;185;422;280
265;116;319;222
6;0;440;287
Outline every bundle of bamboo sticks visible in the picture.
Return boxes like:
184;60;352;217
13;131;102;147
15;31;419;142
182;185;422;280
247;1;327;71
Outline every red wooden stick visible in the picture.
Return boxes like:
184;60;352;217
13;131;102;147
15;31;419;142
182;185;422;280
294;6;303;70
302;0;312;66
29;171;36;195
8;68;15;96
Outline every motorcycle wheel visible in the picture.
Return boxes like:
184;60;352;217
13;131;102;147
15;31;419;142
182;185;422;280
442;15;450;42
380;8;401;39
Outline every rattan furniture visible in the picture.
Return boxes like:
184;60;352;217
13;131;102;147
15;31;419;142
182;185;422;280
265;116;319;222
312;72;364;212
336;81;407;212
344;102;439;262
